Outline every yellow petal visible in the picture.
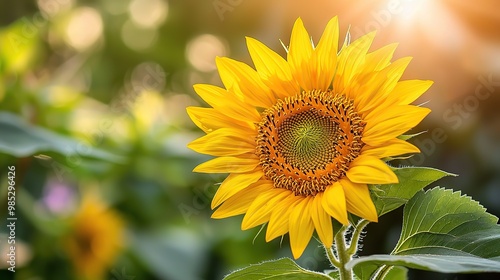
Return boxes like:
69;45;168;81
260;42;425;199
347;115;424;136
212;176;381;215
187;106;252;133
388;80;434;106
287;18;314;91
362;105;431;146
187;127;256;156
193;156;259;173
289;197;314;259
216;57;275;108
321;182;348;225
265;194;300;242
340;179;378;222
212;181;272;219
362;138;420;158
211;170;263;209
334;31;375;94
311;193;333;247
356;57;413;114
193;84;260;123
363;43;398;72
313;16;339;90
241;188;290;230
346;155;398;184
246;37;299;98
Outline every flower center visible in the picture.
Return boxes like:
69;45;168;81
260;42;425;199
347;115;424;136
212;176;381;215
278;110;340;171
257;90;365;196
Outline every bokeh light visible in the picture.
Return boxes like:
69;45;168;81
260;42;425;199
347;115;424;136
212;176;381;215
186;34;228;72
65;7;103;51
37;0;74;18
128;0;168;29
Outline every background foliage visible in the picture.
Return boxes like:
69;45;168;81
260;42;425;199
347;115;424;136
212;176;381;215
0;0;499;279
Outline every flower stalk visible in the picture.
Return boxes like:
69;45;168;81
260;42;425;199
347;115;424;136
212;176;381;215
326;220;370;280
334;226;354;280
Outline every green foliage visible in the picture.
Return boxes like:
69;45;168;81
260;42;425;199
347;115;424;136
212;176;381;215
371;167;454;216
348;187;500;277
216;171;500;280
0;111;122;161
353;265;408;280
224;258;332;280
0;19;41;75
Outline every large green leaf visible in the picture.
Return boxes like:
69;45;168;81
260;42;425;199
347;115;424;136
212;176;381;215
348;187;500;276
224;258;332;280
349;254;500;275
371;167;453;216
353;264;407;280
0;111;122;162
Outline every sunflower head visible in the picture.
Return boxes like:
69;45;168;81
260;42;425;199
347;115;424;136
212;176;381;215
64;193;125;280
187;17;432;259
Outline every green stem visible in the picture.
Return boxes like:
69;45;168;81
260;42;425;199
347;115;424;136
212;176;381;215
347;219;370;256
334;226;353;280
325;245;341;268
325;221;370;279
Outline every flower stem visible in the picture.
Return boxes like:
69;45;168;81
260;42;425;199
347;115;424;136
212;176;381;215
347;219;370;256
324;220;370;280
325;245;341;268
334;226;353;280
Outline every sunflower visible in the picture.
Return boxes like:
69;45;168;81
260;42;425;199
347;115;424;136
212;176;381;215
187;17;432;259
64;192;124;280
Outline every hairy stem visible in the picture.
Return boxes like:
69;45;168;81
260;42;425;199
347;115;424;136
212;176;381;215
325;245;341;268
334;226;353;280
347;219;370;256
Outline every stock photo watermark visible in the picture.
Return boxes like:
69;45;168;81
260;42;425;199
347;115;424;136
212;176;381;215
7;0;73;52
213;0;244;21
6;166;17;273
402;72;500;166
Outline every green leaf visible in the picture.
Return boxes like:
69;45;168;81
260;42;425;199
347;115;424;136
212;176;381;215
327;270;362;280
349;254;500;275
394;188;498;254
326;270;339;279
371;167;454;216
353;263;408;280
348;187;500;276
224;258;332;280
0;112;123;162
382;266;407;280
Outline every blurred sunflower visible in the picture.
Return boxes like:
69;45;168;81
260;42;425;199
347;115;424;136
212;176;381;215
64;192;124;280
187;17;432;258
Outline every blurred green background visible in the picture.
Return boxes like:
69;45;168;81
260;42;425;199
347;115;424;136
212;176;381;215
0;0;499;279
